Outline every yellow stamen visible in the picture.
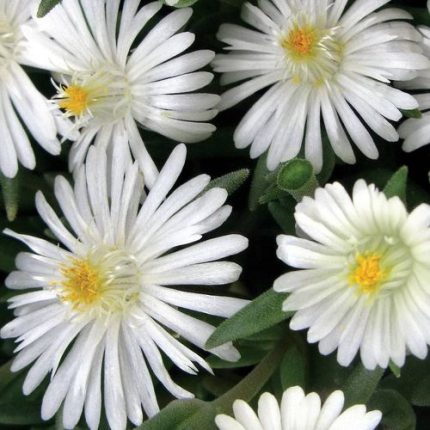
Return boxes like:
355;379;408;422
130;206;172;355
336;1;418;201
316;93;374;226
282;25;317;59
58;85;90;116
60;258;105;310
349;253;387;294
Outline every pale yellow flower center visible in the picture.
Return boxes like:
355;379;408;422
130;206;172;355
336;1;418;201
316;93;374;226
58;85;91;117
55;249;141;318
282;25;317;59
279;19;343;86
54;67;131;123
60;258;105;309
349;253;388;294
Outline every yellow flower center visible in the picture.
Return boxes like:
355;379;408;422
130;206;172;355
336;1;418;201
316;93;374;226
60;258;105;310
278;18;343;87
349;253;387;294
55;249;142;318
58;85;90;117
283;27;316;58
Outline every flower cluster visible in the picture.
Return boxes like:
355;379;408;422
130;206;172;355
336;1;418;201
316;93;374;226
2;0;430;429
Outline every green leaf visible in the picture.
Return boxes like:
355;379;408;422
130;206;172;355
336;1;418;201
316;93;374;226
205;169;250;196
249;154;270;211
389;361;401;379
279;344;306;390
268;199;296;234
369;389;416;430
381;356;430;404
37;0;62;17
315;136;336;185
206;346;267;369
0;361;45;425
342;362;384;407
411;374;430;406
277;159;318;201
0;174;19;222
400;108;422;119
205;289;290;349
383;166;408;202
163;0;199;7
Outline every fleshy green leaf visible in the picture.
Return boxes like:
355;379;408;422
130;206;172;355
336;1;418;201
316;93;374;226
342;362;384;407
411;374;430;406
205;289;290;349
279;344;306;390
206;346;266;369
383;166;408;203
0;174;19;222
401;108;422;119
268;199;296;234
249;154;270;211
37;0;62;17
205;169;250;196
389;361;401;378
163;0;199;7
369;389;416;430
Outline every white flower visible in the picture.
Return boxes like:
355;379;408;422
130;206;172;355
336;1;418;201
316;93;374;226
0;0;67;178
398;2;430;152
23;0;219;187
215;386;382;430
274;179;430;370
0;143;249;430
213;0;429;172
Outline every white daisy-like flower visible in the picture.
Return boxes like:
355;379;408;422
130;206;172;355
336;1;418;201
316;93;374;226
23;0;219;187
213;0;430;172
274;179;430;370
0;142;249;430
215;386;382;430
398;1;430;152
0;0;67;178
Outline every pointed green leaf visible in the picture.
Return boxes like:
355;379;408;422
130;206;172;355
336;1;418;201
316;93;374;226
249;154;270;211
205;169;250;196
343;362;384;407
369;389;416;430
37;0;62;17
205;289;290;349
0;174;19;222
206;346;266;369
401;108;422;119
268;200;296;234
383;166;408;202
389;361;401;379
411;374;430;406
279;344;306;390
163;0;199;7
